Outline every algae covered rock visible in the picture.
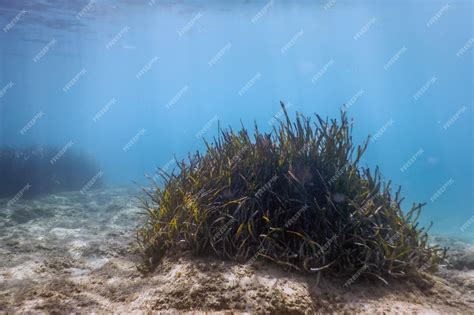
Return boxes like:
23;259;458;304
0;146;102;198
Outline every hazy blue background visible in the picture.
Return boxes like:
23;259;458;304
0;0;472;239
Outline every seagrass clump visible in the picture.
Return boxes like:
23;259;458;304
137;102;446;283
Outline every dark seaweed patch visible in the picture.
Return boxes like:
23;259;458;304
137;102;447;283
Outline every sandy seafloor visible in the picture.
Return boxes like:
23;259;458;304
0;187;473;314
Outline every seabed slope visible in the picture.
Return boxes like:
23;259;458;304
0;187;473;313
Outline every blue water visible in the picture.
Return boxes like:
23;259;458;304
0;1;472;239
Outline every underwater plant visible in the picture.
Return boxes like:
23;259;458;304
137;103;447;283
0;146;102;198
